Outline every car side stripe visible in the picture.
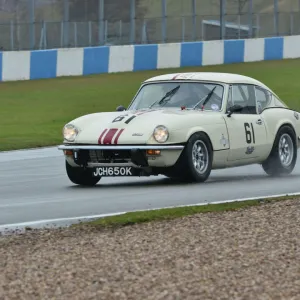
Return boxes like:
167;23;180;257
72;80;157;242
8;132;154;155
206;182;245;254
98;129;108;144
114;129;125;144
102;128;118;144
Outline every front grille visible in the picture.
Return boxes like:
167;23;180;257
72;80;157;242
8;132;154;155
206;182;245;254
88;150;132;163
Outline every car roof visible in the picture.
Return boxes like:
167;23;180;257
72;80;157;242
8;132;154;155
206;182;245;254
144;72;270;90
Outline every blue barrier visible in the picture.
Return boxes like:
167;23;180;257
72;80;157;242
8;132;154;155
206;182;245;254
1;35;300;82
264;37;284;61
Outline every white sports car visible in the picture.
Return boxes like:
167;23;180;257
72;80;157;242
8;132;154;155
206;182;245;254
58;72;300;186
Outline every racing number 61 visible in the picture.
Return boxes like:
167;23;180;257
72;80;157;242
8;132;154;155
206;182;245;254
112;115;136;124
244;122;255;144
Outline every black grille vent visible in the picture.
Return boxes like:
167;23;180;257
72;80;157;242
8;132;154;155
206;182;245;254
88;150;132;162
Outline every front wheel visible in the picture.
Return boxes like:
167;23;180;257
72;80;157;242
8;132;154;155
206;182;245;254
262;125;297;176
65;160;101;186
172;132;213;182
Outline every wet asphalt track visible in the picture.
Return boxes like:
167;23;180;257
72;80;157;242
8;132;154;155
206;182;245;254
1;147;300;228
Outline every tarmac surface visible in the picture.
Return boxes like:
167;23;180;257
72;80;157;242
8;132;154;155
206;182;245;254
1;147;300;229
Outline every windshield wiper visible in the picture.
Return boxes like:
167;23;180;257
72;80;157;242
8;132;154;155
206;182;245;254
148;85;180;108
192;86;217;110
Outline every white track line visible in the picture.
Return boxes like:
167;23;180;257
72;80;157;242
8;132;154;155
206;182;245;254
1;192;300;231
0;146;61;162
0;212;126;229
0;146;57;153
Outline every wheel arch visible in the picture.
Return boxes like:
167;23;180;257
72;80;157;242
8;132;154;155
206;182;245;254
262;108;298;144
186;128;214;151
172;129;214;183
262;121;298;176
185;123;229;151
275;122;297;142
265;122;298;158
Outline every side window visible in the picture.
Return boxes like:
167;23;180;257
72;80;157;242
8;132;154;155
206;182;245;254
255;87;271;113
232;85;246;103
228;84;257;114
273;95;287;108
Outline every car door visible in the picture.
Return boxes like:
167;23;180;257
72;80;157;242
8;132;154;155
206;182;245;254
224;84;268;162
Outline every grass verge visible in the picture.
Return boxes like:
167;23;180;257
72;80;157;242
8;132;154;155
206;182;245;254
81;195;298;229
1;59;300;151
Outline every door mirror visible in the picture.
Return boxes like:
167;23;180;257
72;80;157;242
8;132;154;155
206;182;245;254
227;104;243;117
116;105;126;111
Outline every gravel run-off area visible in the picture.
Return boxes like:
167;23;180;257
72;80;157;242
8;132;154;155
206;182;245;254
1;199;300;300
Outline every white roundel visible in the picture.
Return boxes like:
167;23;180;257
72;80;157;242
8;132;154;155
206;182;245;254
211;104;219;111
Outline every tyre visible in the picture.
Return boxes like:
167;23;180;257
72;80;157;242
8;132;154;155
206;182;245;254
65;160;101;186
172;132;213;182
262;125;297;176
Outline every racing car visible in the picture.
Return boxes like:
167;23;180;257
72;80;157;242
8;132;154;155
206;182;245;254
58;72;300;186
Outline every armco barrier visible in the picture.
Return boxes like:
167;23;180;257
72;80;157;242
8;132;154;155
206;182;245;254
1;35;300;82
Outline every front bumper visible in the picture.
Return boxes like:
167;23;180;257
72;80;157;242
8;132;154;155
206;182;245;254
58;145;184;150
58;144;185;168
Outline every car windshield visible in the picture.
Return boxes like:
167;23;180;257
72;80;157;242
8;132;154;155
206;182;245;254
128;82;224;111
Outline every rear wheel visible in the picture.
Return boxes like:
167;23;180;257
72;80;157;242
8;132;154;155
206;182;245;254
65;160;101;186
169;132;213;182
262;125;297;176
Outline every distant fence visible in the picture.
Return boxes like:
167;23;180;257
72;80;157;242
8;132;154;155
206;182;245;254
0;35;300;82
0;0;300;51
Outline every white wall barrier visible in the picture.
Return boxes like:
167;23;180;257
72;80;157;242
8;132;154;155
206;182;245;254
1;35;300;82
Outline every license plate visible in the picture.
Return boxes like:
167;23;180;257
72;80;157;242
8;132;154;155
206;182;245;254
93;166;134;177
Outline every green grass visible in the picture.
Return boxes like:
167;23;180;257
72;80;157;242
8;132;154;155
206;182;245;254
1;58;300;151
78;196;297;229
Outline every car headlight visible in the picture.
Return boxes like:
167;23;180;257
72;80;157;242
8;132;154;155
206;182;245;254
63;124;79;142
153;125;169;143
